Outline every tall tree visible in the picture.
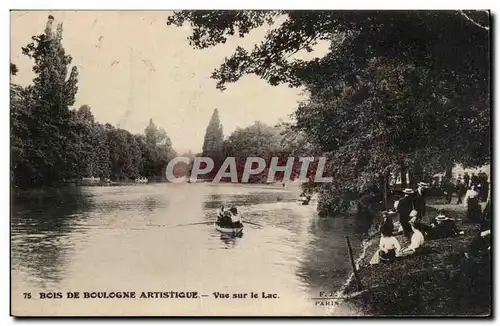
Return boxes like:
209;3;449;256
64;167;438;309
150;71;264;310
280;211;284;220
68;105;97;178
12;15;79;187
144;118;176;178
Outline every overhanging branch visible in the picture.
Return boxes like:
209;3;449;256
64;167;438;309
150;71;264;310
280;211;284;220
459;10;490;31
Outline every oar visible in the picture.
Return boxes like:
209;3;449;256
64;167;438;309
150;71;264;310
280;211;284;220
241;220;264;227
175;221;216;227
175;220;264;228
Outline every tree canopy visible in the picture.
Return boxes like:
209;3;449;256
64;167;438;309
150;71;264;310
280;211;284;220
168;10;491;215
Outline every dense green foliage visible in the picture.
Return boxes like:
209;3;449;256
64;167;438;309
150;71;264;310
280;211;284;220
217;121;318;182
168;10;491;216
223;121;282;182
11;17;176;188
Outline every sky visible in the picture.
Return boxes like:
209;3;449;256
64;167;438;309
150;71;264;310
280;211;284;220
10;11;329;153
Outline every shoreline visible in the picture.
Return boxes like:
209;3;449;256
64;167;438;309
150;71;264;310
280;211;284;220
339;203;491;316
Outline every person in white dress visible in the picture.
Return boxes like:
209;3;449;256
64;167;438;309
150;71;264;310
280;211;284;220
464;185;482;222
399;217;425;256
370;226;401;265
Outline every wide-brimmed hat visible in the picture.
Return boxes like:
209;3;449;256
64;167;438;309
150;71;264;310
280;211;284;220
402;188;414;194
435;214;453;223
409;210;418;217
418;182;430;188
435;214;450;221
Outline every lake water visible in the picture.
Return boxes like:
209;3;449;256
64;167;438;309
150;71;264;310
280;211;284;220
11;183;366;316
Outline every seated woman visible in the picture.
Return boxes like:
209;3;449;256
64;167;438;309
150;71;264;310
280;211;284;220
370;226;401;265
399;219;425;256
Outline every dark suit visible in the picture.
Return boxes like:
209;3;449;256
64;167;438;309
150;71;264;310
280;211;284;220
397;195;414;238
464;175;470;187
413;189;426;219
456;182;466;204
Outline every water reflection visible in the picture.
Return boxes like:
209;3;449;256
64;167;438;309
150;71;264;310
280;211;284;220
203;187;297;211
12;183;363;315
219;233;243;248
11;190;93;289
296;217;364;295
141;196;158;212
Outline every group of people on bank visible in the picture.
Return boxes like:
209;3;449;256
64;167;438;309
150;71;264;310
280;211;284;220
371;178;490;265
370;209;426;264
440;172;490;205
370;182;430;265
394;182;429;238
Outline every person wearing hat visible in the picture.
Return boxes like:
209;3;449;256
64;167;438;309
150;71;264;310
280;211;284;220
414;182;429;220
396;188;415;238
431;212;463;238
399;214;425;256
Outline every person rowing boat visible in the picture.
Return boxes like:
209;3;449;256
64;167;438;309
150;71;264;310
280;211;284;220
217;206;243;228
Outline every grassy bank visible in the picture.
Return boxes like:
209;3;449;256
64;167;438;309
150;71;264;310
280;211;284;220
343;203;491;316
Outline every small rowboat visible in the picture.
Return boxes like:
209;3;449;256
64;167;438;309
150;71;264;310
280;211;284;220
216;224;244;236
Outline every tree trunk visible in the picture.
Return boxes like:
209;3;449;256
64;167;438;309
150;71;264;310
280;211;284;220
384;173;390;209
408;169;414;188
379;173;389;210
412;161;423;185
401;166;407;188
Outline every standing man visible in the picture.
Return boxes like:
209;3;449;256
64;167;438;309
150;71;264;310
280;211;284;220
396;188;415;239
463;172;470;188
479;172;489;202
471;173;478;187
414;182;429;220
442;178;454;204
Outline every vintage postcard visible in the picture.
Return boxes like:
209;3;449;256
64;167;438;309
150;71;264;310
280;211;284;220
10;10;491;317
